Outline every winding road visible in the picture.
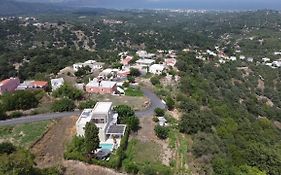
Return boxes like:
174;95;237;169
0;87;165;126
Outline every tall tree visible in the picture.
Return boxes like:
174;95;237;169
84;122;100;154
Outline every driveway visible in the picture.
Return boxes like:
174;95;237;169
135;87;166;117
0;88;165;126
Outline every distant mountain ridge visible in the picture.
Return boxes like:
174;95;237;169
0;0;66;16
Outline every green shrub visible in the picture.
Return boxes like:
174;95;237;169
165;96;175;110
0;107;7;120
0;142;16;154
52;98;75;112
52;84;83;100
154;108;165;116
114;105;140;132
64;136;86;161
2;91;39;111
139;162;172;175
150;76;160;86
9;111;23;118
123;160;139;174
78;99;97;110
154;125;169;140
129;68;141;77
152;116;159;122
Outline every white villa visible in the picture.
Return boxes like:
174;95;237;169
50;78;64;91
136;50;155;58
76;102;127;148
149;64;165;75
73;60;104;72
136;58;155;67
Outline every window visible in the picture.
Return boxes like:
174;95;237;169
93;119;105;123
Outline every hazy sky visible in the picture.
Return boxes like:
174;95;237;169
20;0;281;10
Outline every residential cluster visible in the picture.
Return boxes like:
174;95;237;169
68;49;178;95
192;46;281;69
0;77;65;95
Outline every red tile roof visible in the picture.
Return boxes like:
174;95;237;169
31;81;48;87
0;79;11;85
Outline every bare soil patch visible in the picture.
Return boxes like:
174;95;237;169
31;116;78;168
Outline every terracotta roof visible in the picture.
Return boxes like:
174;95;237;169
31;81;48;87
0;78;19;86
0;79;11;85
121;56;133;65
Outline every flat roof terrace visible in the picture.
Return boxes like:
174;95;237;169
93;102;113;114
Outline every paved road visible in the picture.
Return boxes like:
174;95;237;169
0;112;81;126
135;87;166;117
0;88;165;126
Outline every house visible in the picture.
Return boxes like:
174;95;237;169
136;59;155;67
262;57;271;63
229;56;237;61
149;64;165;75
206;50;217;57
86;78;117;94
0;77;20;95
272;60;281;68
76;102;126;144
73;63;84;72
247;57;254;62
274;51;281;55
164;58;177;67
75;83;85;91
121;56;133;66
99;69;119;80
136;50;155;58
239;55;246;60
51;78;64;91
158;117;167;127
73;60;104;72
16;81;48;90
117;69;130;78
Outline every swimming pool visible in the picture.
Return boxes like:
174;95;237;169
100;143;114;150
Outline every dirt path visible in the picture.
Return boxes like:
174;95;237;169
31;116;78;168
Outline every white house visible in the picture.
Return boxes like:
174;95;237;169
76;102;127;143
136;50;155;58
207;50;217;57
262;57;271;63
51;78;64;91
158;117;167;127
272;60;281;68
164;58;177;67
136;59;155;67
73;60;104;72
247;57;254;62
274;51;281;55
229;56;237;61
239;55;246;60
149;64;165;75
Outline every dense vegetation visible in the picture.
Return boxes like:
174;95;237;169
2;10;281;80
0;90;44;120
0;142;63;174
173;52;281;175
